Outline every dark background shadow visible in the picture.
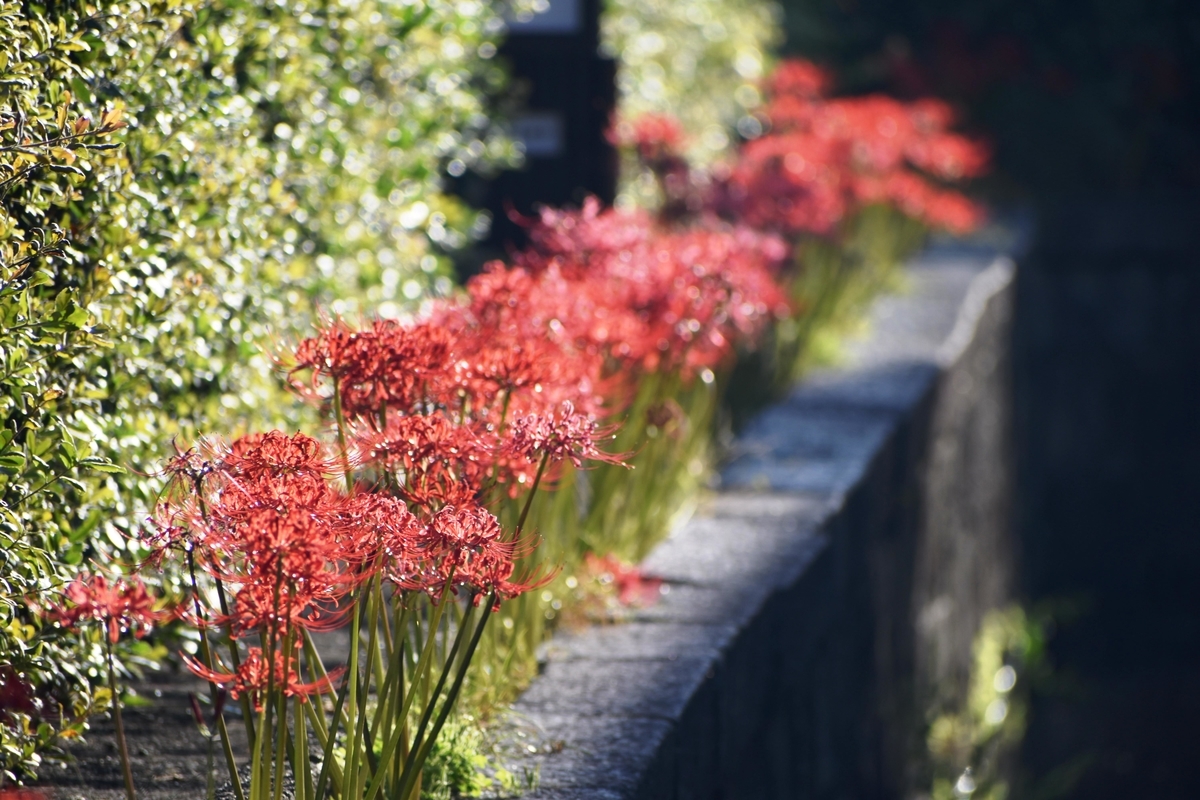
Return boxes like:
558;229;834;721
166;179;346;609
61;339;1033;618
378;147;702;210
770;1;1200;796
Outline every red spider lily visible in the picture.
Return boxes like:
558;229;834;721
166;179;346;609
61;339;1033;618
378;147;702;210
161;442;217;484
47;574;163;643
184;645;340;712
767;59;833;99
412;506;558;607
336;492;430;563
856;171;986;234
291;319;455;419
429;504;504;553
585;553;665;607
141;440;227;564
503;200;789;380
350;414;493;508
0;790;48;800
201;488;352;591
456;332;571;411
210;563;353;639
200;433;344;529
644;225;791;375
219;431;346;507
143;502;197;566
607;113;686;162
225;430;336;477
520;197;655;270
711;58;989;236
178;434;348;558
454;540;557;610
503;401;628;469
152;431;372;653
717;132;852;234
452;269;611;419
607;114;698;223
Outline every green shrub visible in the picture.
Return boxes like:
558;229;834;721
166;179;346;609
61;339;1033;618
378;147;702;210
1;0;514;780
420;716;491;800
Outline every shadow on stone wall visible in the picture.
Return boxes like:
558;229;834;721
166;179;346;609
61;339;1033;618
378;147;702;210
1015;198;1200;799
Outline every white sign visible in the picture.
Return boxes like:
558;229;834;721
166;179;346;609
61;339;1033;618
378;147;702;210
512;112;565;158
506;0;581;34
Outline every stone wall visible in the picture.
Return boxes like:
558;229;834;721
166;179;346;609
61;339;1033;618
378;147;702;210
511;243;1019;800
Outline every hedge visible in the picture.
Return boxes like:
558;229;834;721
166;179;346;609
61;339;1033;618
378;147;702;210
0;0;514;780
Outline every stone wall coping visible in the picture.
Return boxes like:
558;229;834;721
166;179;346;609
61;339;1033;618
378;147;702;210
508;247;1017;799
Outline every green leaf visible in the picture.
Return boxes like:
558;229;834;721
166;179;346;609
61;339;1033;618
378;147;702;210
64;306;88;328
55;476;86;494
0;454;26;473
80;459;124;474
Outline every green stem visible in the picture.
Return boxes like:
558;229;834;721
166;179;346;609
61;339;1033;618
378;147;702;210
272;626;295;800
206;736;215;800
257;565;284;800
371;600;409;741
343;592;364;793
293;694;310;800
104;635;137;800
311;672;349;800
360;582;453;800
398;601;477;783
391;594;495;800
186;549;246;800
348;574;382;791
515;452;550;536
251;685;270;800
331;374;355;493
299;632;333;739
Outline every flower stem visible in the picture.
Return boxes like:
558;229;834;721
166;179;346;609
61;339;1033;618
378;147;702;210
391;593;495;800
194;487;256;748
272;627;293;800
361;582;454;800
103;635;137;800
516;452;550;536
186;548;246;800
311;670;350;800
331;374;355;493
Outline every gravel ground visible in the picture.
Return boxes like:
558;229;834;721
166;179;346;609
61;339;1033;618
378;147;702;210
34;669;249;800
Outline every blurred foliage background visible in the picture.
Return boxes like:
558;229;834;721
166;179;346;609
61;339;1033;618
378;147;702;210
605;0;1200;198
601;0;783;207
0;0;517;780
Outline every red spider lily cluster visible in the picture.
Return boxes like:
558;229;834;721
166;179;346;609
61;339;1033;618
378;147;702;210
148;423;573;708
43;574;160;800
710;58;990;235
505;197;790;381
128;183;789;735
124;306;639;798
186;646;334;712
